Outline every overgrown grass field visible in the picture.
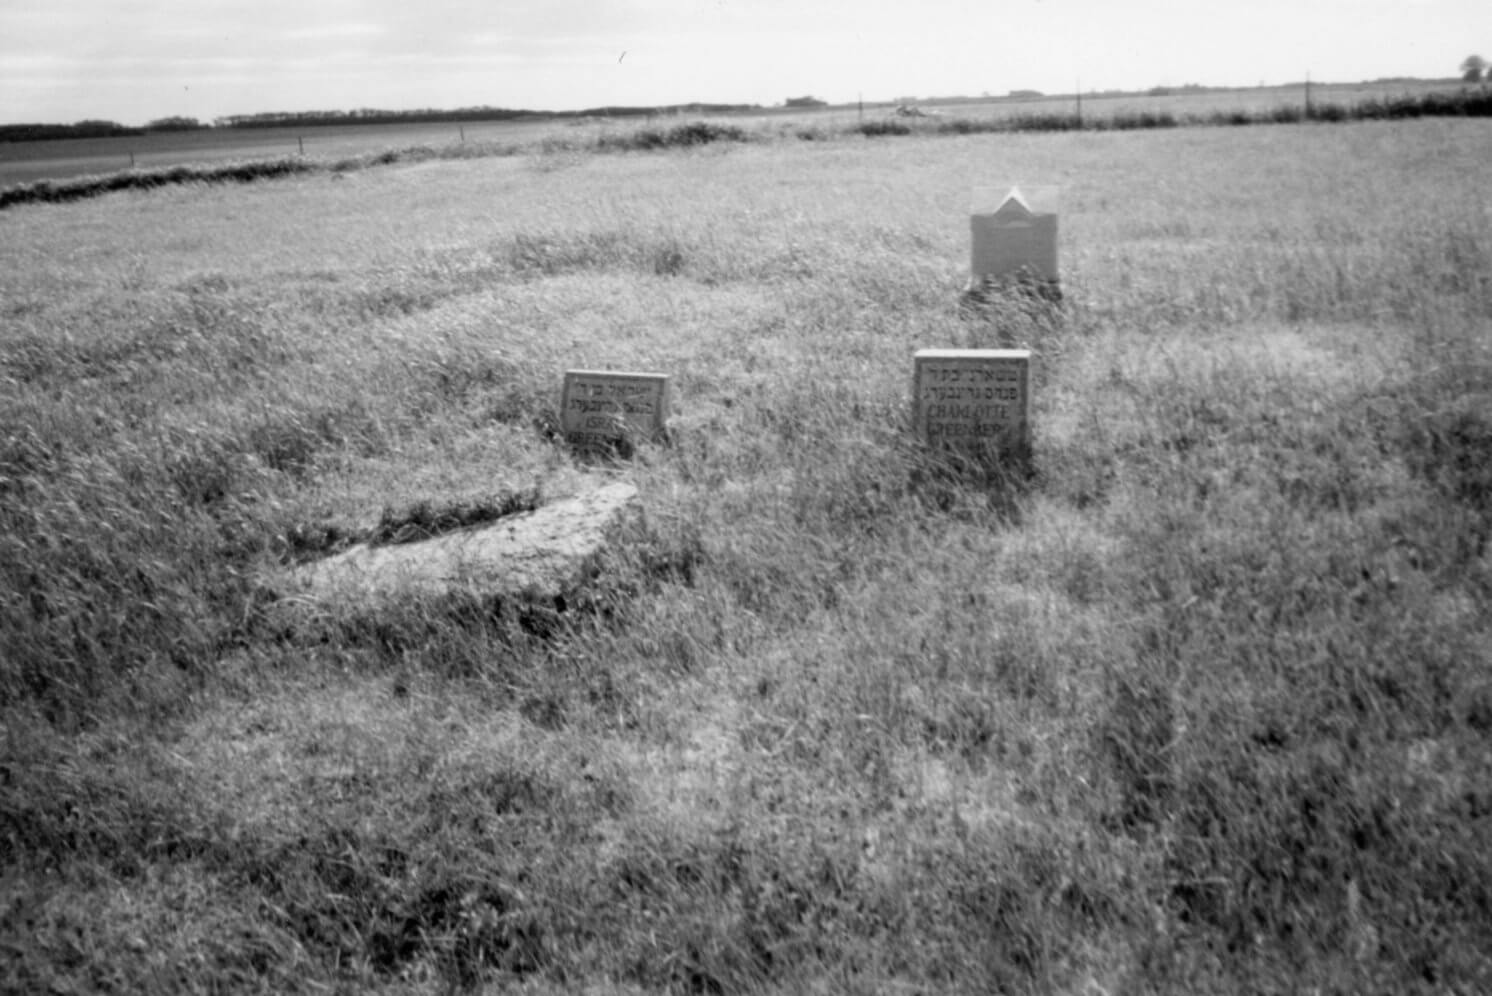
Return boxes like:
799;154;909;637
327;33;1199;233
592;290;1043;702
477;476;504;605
3;117;1490;993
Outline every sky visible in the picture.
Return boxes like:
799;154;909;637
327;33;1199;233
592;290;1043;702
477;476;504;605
1;0;1485;125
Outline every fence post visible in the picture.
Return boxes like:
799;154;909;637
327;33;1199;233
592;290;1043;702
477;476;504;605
298;136;304;155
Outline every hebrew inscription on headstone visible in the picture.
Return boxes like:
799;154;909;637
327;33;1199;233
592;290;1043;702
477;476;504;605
913;349;1031;465
970;185;1058;284
561;370;671;450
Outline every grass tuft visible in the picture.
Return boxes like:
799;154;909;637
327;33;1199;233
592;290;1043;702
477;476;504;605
370;487;543;545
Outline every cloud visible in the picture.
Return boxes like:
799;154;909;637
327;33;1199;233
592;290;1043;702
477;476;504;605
284;23;388;41
2;0;1484;124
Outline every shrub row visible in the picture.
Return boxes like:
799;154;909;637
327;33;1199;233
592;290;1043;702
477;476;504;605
0;158;318;210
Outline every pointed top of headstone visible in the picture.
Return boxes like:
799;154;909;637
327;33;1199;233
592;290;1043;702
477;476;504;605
995;187;1033;218
972;184;1058;216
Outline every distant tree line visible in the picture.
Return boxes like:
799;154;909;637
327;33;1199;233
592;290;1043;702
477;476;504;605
212;103;761;129
144;116;208;132
0;117;215;141
0;120;143;142
1;102;769;142
213;107;534;128
573;103;760;119
1146;84;1210;97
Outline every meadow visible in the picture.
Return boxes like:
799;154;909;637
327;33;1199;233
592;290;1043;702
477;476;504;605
2;115;1490;994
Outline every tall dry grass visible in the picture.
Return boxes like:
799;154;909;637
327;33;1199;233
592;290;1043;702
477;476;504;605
2;119;1489;993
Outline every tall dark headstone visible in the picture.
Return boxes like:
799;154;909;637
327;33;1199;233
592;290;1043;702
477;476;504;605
968;185;1060;304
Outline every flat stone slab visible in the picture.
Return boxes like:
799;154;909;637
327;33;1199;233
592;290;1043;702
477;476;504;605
283;481;639;609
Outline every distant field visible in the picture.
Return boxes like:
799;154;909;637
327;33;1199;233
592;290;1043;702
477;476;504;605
0;117;578;187
2;78;1474;188
915;77;1474;119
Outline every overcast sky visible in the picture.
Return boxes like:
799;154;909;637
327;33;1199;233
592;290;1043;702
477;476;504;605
1;0;1483;125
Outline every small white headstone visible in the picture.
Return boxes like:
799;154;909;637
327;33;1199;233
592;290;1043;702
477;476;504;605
970;185;1058;283
561;370;671;450
913;349;1031;465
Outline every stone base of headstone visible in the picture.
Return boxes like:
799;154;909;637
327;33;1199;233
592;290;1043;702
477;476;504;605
568;429;641;460
958;273;1063;314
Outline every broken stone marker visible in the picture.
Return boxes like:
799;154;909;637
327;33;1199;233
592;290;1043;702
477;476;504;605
968;185;1060;303
913;348;1032;471
561;370;670;452
284;481;639;609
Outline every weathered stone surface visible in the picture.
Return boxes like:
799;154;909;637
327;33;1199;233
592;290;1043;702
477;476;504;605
283;481;639;609
970;185;1059;284
913;349;1032;470
561;370;671;451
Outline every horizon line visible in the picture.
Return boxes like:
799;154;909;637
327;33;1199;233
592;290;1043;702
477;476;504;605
3;74;1474;131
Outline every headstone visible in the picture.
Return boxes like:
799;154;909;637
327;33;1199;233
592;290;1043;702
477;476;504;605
282;481;640;610
913;349;1031;468
561;370;670;451
969;185;1059;298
